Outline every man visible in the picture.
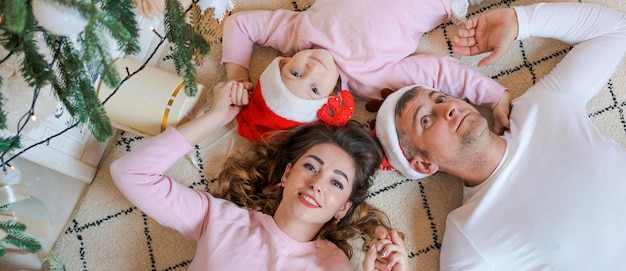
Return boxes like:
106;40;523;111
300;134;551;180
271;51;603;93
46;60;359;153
376;2;626;270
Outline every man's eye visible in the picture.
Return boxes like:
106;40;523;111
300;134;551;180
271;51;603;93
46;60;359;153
290;71;301;77
311;86;319;94
331;180;344;189
421;116;431;128
436;96;446;103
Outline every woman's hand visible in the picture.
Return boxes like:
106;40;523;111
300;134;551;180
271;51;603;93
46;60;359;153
177;80;244;145
362;227;408;271
211;80;246;123
452;7;519;67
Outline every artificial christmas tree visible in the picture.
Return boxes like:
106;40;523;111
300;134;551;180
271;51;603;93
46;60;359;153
0;0;234;266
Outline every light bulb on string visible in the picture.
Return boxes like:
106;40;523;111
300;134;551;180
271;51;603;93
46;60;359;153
150;26;164;40
30;111;37;122
0;162;21;185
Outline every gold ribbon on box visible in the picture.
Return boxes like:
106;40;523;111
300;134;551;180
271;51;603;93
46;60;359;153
161;82;184;133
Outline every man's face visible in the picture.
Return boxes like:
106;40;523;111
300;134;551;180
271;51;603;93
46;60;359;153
395;88;490;168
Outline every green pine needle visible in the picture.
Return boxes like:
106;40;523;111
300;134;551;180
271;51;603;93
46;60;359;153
0;0;213;157
163;0;211;97
0;221;42;256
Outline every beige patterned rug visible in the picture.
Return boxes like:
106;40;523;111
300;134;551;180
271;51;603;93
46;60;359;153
52;0;626;270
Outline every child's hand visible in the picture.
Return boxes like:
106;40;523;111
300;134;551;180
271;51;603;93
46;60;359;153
492;90;512;135
362;227;408;271
227;80;251;106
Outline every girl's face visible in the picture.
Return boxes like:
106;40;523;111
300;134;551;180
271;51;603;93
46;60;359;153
279;49;339;99
280;143;355;227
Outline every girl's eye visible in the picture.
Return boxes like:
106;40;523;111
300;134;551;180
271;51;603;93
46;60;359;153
331;180;344;189
290;70;301;77
311;86;319;94
436;96;446;103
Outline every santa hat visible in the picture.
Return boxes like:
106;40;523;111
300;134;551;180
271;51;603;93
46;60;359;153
236;57;353;141
375;84;432;179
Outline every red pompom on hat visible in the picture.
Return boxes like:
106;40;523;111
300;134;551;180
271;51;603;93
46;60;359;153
236;57;354;141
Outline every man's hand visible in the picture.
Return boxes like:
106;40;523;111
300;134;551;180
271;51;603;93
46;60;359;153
362;227;408;271
492;90;512;135
452;8;519;67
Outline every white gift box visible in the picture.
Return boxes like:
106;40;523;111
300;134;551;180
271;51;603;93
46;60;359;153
97;58;205;136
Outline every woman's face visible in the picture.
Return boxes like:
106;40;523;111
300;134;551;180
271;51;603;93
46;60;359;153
280;143;355;226
279;49;339;99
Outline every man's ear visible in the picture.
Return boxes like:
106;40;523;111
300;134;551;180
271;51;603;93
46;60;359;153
409;157;439;175
335;201;353;220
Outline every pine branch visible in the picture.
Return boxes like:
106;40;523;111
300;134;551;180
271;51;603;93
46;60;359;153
0;91;6;129
164;0;211;97
0;136;21;152
0;221;41;257
0;0;215;164
80;22;120;89
46;35;113;142
100;0;140;55
1;0;55;90
18;33;55;88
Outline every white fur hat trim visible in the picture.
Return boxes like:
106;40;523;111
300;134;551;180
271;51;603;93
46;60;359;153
260;58;327;123
376;84;432;179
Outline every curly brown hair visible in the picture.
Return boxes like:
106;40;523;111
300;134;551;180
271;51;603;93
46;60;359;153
214;120;397;259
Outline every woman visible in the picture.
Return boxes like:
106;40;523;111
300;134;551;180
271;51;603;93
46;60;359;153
110;81;408;270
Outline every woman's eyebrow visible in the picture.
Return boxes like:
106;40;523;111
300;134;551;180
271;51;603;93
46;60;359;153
307;155;349;183
306;155;324;165
333;169;349;183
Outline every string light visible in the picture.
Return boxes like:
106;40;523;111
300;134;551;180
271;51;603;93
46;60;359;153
30;111;37;122
2;4;178;167
150;26;164;40
1;162;15;173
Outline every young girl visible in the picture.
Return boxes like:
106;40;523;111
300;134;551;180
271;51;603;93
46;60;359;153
110;80;408;270
223;0;512;141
